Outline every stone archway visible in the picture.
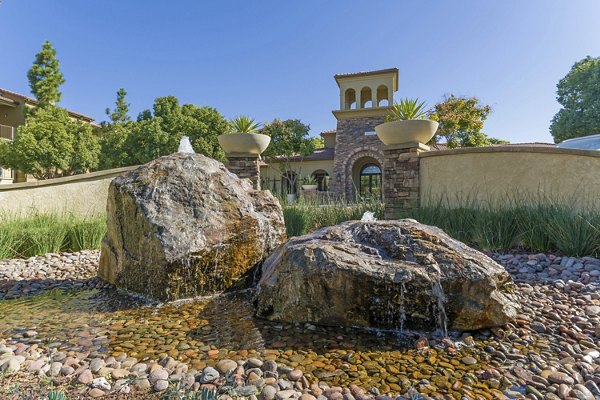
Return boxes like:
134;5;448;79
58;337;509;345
343;148;384;200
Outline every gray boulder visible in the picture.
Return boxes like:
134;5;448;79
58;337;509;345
99;152;286;300
256;219;519;332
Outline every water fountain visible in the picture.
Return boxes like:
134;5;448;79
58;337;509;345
256;219;519;332
98;140;286;300
0;140;575;399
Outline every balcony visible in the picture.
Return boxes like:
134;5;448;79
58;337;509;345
0;124;14;141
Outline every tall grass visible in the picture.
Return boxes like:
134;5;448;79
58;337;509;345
283;193;600;257
283;198;384;237
407;192;600;256
0;212;106;259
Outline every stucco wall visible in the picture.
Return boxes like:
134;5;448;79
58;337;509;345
0;166;136;216
420;147;600;209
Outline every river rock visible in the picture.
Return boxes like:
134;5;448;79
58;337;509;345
98;153;286;300
256;220;519;331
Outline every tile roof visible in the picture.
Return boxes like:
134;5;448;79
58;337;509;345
274;147;335;162
0;88;96;122
334;68;399;80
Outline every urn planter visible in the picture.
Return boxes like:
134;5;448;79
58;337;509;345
217;133;271;155
375;120;439;146
302;185;318;191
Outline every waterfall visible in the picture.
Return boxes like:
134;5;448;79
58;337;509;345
431;279;448;337
398;281;406;333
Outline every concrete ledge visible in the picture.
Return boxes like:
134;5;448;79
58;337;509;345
420;145;600;158
384;142;430;151
0;166;138;192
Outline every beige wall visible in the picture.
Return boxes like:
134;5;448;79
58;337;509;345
0;166;136;216
420;147;600;209
0;104;26;129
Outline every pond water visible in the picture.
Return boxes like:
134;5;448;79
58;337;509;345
0;286;520;397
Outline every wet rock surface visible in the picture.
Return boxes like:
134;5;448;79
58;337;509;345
256;220;520;332
0;249;599;399
98;152;286;301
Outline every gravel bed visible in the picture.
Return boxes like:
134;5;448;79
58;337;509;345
0;250;599;400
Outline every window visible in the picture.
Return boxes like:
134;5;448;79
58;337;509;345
359;164;382;198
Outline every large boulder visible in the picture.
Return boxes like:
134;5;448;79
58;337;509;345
99;153;286;301
256;219;519;332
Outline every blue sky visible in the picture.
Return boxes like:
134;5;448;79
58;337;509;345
1;1;599;143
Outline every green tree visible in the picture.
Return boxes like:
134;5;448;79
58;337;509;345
99;89;133;170
261;119;315;193
550;56;600;143
429;95;506;148
27;41;65;105
0;106;99;179
105;88;131;123
310;136;325;149
122;96;228;165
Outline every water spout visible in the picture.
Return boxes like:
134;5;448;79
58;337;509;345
178;136;195;154
361;211;376;222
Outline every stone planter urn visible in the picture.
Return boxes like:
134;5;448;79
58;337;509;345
217;133;271;155
302;184;318;191
375;120;439;145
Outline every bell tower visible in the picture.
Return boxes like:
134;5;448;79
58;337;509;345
330;68;398;199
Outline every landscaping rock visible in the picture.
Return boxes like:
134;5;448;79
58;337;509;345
98;152;286;300
256;219;519;331
78;369;94;384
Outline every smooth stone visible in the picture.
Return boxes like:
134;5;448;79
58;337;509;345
27;359;45;372
112;368;130;379
78;369;94;385
149;367;169;382
548;371;575;385
276;390;298;400
263;360;278;372
259;385;278;400
289;369;303;381
216;359;238;374
248;358;264;368
49;361;62;377
88;388;106;398
90;358;105;373
199;367;220;383
92;377;112;391
154;379;169;392
461;357;477;365
573;384;595;400
137;378;152;390
61;365;75;376
232;386;258;397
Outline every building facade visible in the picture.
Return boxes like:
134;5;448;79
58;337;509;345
261;68;399;200
0;88;98;183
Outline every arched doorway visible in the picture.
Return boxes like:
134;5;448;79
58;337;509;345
359;164;382;198
351;156;382;200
